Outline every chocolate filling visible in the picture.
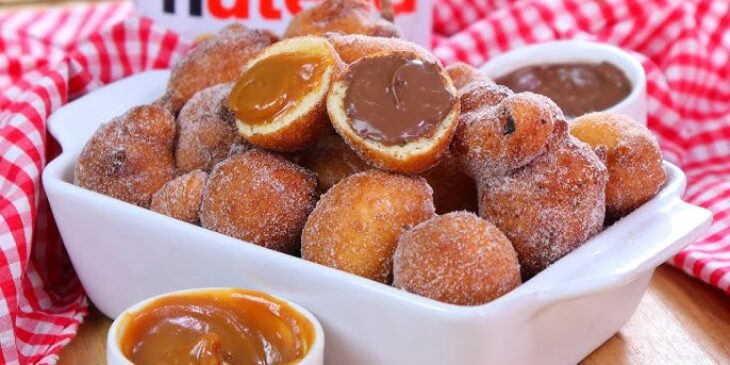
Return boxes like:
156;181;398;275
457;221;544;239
344;55;456;145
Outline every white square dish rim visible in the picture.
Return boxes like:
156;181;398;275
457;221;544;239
42;70;712;318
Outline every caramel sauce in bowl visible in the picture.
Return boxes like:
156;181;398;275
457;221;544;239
107;288;324;365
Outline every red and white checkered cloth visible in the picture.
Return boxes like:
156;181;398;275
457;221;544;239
0;0;728;363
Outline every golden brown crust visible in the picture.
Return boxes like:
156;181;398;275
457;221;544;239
167;24;278;114
200;150;318;253
284;0;401;39
150;170;208;223
298;134;370;193
325;33;437;64
420;149;478;214
238;95;332;152
478;121;608;279
327;51;460;174
175;84;248;173
445;62;492;90
453;92;556;179
234;37;345;152
458;80;512;113
570;112;666;221
301;170;435;283
75;105;177;208
151;92;180;116
393;212;521;305
338;119;456;173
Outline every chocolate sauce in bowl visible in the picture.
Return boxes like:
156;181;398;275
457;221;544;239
495;62;631;118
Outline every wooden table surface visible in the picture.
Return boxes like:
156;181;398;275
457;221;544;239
58;264;730;365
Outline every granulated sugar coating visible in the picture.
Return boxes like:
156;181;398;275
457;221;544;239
298;134;370;193
420;149;478;214
166;24;278;113
200;150;318;254
301;170;435;283
478;120;608;279
570;112;666;222
75;105;177;208
150;170;208;224
393;212;521;306
458;80;512;113
445;62;492;90
175;84;247;173
284;0;401;40
324;33;436;65
453;92;555;179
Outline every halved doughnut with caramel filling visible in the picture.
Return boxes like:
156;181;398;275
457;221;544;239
228;37;343;152
327;51;460;173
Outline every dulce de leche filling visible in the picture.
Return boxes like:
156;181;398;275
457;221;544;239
229;52;329;125
119;289;315;365
344;55;456;145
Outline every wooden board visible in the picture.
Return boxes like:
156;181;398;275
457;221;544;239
58;264;730;364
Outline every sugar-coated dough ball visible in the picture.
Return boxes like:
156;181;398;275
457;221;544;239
325;33;437;65
453;92;555;178
458;80;512;115
445;62;492;90
420;150;478;214
298;134;370;193
478;121;608;278
75;105;177;208
393;212;521;305
175;84;248;173
167;24;278;113
200;150;318;253
151;170;208;224
570;112;666;221
301;170;435;283
284;0;401;39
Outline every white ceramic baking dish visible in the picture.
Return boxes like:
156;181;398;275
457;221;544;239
44;70;712;365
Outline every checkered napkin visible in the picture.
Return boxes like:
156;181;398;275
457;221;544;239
0;0;728;363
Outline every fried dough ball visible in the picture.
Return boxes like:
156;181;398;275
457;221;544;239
200;150;318;253
301;170;435;283
175;84;248;173
327;51;460;174
393;212;521;305
75;105;176;208
167;24;278;113
151;93;177;115
324;33;437;64
229;36;343;152
478;121;608;278
151;170;207;223
453;92;556;179
458;80;512;116
284;0;401;39
570;112;666;221
298;134;370;193
420;150;478;214
445;62;492;90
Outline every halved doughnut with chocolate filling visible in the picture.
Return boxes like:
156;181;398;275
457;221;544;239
326;51;460;173
228;36;344;152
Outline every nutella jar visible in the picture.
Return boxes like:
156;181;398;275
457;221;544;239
134;0;434;46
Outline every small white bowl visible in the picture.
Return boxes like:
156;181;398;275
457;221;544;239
480;40;647;125
106;287;325;365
